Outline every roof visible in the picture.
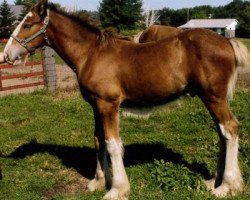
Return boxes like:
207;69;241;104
179;19;239;29
10;5;24;18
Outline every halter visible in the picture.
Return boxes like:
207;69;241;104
11;10;50;54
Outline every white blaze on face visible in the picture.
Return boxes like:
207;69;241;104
4;12;33;62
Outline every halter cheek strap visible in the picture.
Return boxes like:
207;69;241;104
11;10;50;54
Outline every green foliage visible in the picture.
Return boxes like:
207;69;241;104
191;6;213;19
149;159;206;192
159;0;250;37
19;0;38;20
158;8;175;26
99;0;143;30
0;0;16;27
14;0;24;5
0;0;15;38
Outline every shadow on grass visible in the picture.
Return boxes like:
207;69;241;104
1;140;211;180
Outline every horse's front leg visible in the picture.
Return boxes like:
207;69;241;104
88;109;112;192
95;98;130;200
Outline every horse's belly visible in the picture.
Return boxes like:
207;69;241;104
124;82;187;106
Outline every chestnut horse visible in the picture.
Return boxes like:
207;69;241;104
3;1;250;199
134;24;182;43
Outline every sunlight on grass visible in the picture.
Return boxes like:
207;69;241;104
0;88;249;199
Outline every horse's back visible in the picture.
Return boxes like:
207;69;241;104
139;25;182;43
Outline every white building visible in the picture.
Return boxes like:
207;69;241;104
179;19;239;38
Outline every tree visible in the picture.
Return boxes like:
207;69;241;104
158;1;250;37
99;0;143;30
159;8;174;26
0;0;16;38
14;0;24;5
191;6;213;19
19;0;37;19
0;0;16;26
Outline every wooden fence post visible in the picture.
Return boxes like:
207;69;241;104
43;47;56;91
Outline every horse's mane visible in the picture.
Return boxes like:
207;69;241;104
48;3;132;43
101;28;133;42
48;3;101;34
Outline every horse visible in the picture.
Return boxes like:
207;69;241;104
134;25;182;43
3;0;250;199
130;25;183;118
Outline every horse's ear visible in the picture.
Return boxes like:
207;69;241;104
36;0;48;17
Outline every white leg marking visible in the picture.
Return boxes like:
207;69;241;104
219;124;232;140
88;159;105;192
104;139;130;200
4;12;33;61
213;124;243;197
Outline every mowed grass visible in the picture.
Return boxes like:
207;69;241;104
239;38;250;51
0;88;249;200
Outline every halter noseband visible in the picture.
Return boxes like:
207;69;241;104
11;10;50;54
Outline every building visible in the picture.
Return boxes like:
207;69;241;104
10;5;24;25
10;5;23;19
179;19;239;38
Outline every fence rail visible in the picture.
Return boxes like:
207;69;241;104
0;50;47;93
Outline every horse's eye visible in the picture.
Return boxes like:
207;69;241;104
24;24;32;29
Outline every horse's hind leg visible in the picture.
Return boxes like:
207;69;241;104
203;99;243;197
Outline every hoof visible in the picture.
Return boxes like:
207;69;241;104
103;188;129;200
205;178;216;191
211;180;243;198
87;178;105;192
212;184;230;198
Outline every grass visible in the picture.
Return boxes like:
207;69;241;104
239;38;250;51
0;88;249;200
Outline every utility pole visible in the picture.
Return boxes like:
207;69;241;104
187;8;190;22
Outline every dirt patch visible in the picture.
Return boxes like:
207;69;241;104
55;64;79;90
43;171;89;200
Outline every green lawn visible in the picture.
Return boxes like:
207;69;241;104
239;38;250;51
0;88;249;200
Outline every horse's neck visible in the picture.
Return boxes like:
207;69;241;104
47;11;99;73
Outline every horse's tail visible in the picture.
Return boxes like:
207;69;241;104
227;39;250;100
230;39;250;68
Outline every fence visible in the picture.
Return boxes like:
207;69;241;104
0;51;45;92
0;46;56;96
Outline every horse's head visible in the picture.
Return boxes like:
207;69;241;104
3;0;49;63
